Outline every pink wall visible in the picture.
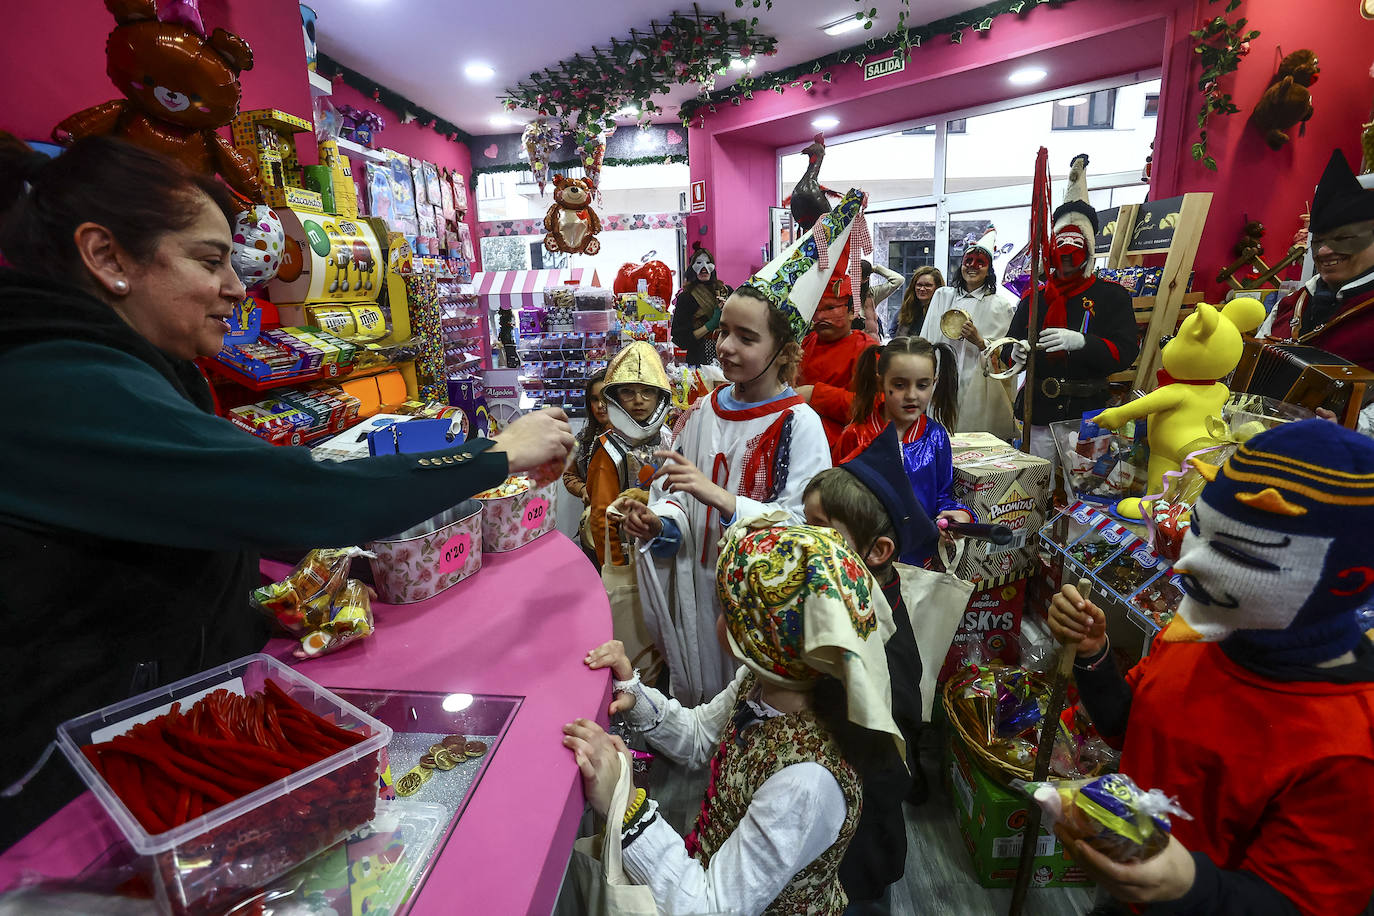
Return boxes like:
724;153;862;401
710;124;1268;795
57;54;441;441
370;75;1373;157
0;0;311;142
328;80;481;271
1158;0;1374;297
0;0;479;270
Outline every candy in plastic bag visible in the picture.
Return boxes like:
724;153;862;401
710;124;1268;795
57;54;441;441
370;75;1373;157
252;546;369;631
1016;772;1191;862
296;579;375;659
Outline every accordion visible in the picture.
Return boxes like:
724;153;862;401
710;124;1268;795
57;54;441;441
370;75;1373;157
1231;340;1374;427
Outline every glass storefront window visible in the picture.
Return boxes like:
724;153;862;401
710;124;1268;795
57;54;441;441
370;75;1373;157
781;127;937;208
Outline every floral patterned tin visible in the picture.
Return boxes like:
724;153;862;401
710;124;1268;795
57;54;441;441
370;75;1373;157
365;499;483;604
474;476;558;552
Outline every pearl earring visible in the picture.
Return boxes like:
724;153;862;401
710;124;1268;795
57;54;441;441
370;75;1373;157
113;280;128;293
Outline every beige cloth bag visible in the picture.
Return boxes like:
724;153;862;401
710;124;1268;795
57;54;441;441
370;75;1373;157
602;518;663;684
567;753;659;916
894;539;975;722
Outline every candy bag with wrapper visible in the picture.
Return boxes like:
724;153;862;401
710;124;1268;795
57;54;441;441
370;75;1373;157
1015;772;1191;863
253;547;369;631
296;579;375;659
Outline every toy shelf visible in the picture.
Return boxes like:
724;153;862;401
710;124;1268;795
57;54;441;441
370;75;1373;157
308;71;332;97
200;357;354;392
336;137;387;163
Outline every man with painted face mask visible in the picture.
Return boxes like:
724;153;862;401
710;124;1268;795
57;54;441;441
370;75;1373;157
672;242;731;366
1005;154;1139;458
796;272;880;459
1047;419;1374;915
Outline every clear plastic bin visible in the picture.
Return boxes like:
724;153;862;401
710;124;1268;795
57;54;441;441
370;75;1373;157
56;653;391;915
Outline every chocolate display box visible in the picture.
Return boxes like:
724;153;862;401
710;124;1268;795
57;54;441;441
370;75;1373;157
949;435;1051;584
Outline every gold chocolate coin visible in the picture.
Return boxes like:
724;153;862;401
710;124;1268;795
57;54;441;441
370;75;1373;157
441;735;467;750
433;748;459;770
419;753;437;769
463;740;488;758
395;767;431;797
428;743;448;756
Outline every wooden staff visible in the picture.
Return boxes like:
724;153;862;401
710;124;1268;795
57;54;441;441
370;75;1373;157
1021;148;1051;454
1007;576;1088;916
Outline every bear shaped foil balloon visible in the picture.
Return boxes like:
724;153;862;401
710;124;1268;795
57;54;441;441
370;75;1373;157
1091;297;1267;520
53;0;264;204
543;176;602;256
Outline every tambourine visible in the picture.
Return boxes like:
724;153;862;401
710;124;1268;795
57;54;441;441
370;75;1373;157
939;308;971;340
981;336;1028;380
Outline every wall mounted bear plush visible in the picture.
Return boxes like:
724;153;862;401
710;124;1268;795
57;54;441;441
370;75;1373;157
53;0;264;203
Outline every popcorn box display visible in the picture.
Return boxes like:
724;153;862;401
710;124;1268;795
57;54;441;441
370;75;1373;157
946;736;1093;889
473;476;557;552
366;500;483;604
949;441;1051;583
939;573;1026;681
56;654;389;915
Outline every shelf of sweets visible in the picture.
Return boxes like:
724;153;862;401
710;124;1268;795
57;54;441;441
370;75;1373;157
1037;500;1181;637
201;354;354;392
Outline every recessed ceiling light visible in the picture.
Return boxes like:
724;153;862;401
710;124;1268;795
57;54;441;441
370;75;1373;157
489;114;513;127
812;115;840;130
1057;96;1088;107
464;62;495;82
730;57;755;70
1009;67;1048;86
822;15;865;36
615;105;640;117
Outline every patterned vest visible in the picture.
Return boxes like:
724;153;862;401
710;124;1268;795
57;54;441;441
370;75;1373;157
686;674;863;914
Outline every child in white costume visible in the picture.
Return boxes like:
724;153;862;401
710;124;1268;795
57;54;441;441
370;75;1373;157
613;190;869;705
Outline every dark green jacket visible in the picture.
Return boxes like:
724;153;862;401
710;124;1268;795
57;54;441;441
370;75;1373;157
0;271;507;848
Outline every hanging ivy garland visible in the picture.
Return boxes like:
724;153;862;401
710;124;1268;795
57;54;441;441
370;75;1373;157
1188;0;1258;171
317;52;476;146
500;4;778;152
688;0;1073;125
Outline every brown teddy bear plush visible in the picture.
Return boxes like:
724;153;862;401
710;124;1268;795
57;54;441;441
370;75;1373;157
543;175;602;255
53;0;264;203
1249;49;1319;151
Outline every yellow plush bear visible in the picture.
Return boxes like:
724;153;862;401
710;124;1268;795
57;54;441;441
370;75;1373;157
1092;296;1267;519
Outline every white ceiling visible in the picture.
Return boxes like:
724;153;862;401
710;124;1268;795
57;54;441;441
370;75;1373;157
310;0;998;135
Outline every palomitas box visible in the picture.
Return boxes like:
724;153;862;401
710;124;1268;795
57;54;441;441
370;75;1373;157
948;434;1052;584
946;735;1093;889
939;572;1026;681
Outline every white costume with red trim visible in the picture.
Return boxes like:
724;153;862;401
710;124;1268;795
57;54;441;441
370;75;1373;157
635;386;832;705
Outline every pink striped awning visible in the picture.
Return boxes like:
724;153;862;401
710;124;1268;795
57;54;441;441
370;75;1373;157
470;268;602;311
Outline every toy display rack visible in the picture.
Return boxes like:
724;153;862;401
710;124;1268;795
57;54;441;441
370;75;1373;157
1096;193;1213;389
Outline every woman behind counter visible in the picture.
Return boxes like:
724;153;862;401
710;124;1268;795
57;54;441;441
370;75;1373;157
0;134;573;849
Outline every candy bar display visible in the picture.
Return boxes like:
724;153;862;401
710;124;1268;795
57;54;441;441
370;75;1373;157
1039;500;1182;638
215;326;358;384
1019;773;1191;863
56;654;389;915
436;272;489;376
227;385;363;447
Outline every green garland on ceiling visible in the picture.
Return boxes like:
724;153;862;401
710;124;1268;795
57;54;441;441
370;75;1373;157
681;0;1074;124
316;52;476;146
471;153;689;180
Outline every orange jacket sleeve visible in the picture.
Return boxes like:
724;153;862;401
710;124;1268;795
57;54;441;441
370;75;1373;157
586;447;626;568
809;381;855;429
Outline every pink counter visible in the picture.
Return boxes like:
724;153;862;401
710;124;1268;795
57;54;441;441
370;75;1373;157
0;532;613;915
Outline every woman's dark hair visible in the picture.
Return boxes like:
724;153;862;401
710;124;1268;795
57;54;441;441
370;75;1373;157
955;255;999;295
896;266;944;333
859;259;873;303
850;336;959;430
0;132;238;284
574;368;609;475
804;468;896;579
813;675;896;776
729;285;803;385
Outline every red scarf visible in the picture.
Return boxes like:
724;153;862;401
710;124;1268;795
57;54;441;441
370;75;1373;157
1039;273;1096;332
1156;369;1221;387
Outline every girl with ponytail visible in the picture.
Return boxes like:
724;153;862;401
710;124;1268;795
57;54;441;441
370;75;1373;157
838;337;973;565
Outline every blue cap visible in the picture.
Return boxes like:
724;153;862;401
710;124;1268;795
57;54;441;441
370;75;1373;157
840;423;938;556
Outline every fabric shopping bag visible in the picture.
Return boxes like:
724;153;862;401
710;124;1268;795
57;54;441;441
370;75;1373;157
566;753;659;916
602;518;663;685
896;539;976;722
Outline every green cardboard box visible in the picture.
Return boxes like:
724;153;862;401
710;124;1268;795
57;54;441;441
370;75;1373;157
946;736;1093;889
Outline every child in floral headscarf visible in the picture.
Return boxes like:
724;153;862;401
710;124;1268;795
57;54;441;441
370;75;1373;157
566;520;902;916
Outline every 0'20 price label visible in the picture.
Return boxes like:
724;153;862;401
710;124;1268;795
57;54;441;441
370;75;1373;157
438;533;472;575
521;497;550;531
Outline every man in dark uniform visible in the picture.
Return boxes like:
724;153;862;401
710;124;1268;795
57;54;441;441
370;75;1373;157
1006;154;1140;458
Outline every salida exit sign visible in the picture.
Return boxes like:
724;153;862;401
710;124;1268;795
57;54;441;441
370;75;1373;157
863;54;905;81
